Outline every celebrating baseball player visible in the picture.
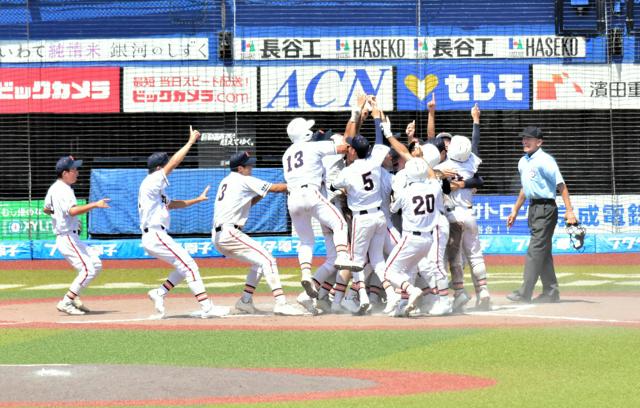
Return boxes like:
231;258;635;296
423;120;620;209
385;158;442;317
44;156;110;315
141;126;229;319
282;117;355;298
213;151;303;316
330;134;390;314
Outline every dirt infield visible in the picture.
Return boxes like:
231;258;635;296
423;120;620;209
1;252;639;271
1;292;638;331
0;365;495;407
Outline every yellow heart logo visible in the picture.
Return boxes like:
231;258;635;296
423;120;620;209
404;74;438;100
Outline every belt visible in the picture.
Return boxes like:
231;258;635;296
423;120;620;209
409;230;431;236
143;225;165;233
358;206;381;215
530;198;556;205
215;224;241;232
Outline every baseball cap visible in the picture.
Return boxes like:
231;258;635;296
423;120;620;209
229;151;257;169
147;152;169;170
346;134;370;158
55;155;82;173
519;126;544;139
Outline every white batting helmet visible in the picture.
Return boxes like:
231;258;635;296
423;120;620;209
405;158;429;183
421;143;441;169
447;135;472;162
287;117;315;143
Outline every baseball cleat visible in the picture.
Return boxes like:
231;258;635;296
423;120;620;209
476;287;492;311
300;277;318;299
56;300;85;315
404;287;423;317
72;297;90;313
147;289;166;315
383;291;402;314
315;296;332;314
192;305;230;318
296;292;319;315
429;296;453;316
273;302;305;316
452;290;471;313
390;299;408;317
235;298;257;314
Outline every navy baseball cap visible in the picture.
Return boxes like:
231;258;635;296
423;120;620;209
428;137;447;153
346;134;370;158
229;151;257;169
147;152;169;170
55;155;82;173
436;132;452;140
519;126;544;139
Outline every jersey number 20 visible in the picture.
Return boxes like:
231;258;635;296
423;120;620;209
412;194;435;215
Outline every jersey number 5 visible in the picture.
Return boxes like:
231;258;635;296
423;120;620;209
285;151;304;172
412;194;435;215
361;171;374;191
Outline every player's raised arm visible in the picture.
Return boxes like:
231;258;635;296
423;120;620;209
164;126;201;176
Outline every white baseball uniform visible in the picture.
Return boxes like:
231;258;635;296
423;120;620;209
332;145;389;289
384;178;442;291
282;140;350;272
212;171;286;301
436;153;488;293
138;170;210;308
45;179;102;299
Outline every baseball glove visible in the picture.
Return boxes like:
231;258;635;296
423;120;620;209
566;221;587;251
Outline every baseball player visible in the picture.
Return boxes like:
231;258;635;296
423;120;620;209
282;117;355;299
385;158;442;317
44;156;110;315
142;126;229;319
436;134;491;310
213;151;303;316
330;135;390;314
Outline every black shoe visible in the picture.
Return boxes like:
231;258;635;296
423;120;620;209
532;290;560;303
506;291;530;303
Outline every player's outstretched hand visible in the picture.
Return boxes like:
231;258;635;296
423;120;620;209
405;120;416;139
427;93;436;112
198;185;210;202
471;103;480;123
189;125;201;144
95;198;111;209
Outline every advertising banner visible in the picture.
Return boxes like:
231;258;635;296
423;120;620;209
0;200;87;240
260;66;393;111
0;38;209;63
236;36;585;60
397;64;529;111
474;195;640;235
0;67;120;113
123;67;257;112
533;64;640;110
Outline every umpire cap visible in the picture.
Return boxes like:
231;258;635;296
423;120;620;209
519;126;544;139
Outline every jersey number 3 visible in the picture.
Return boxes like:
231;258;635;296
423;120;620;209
285;151;304;172
412;194;435;215
218;184;227;201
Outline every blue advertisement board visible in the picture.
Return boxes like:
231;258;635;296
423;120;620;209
397;63;530;111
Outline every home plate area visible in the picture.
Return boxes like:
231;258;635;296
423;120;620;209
1;293;639;330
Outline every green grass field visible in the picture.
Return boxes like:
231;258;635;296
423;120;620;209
1;262;639;407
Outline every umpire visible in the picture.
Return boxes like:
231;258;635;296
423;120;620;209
505;126;577;303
